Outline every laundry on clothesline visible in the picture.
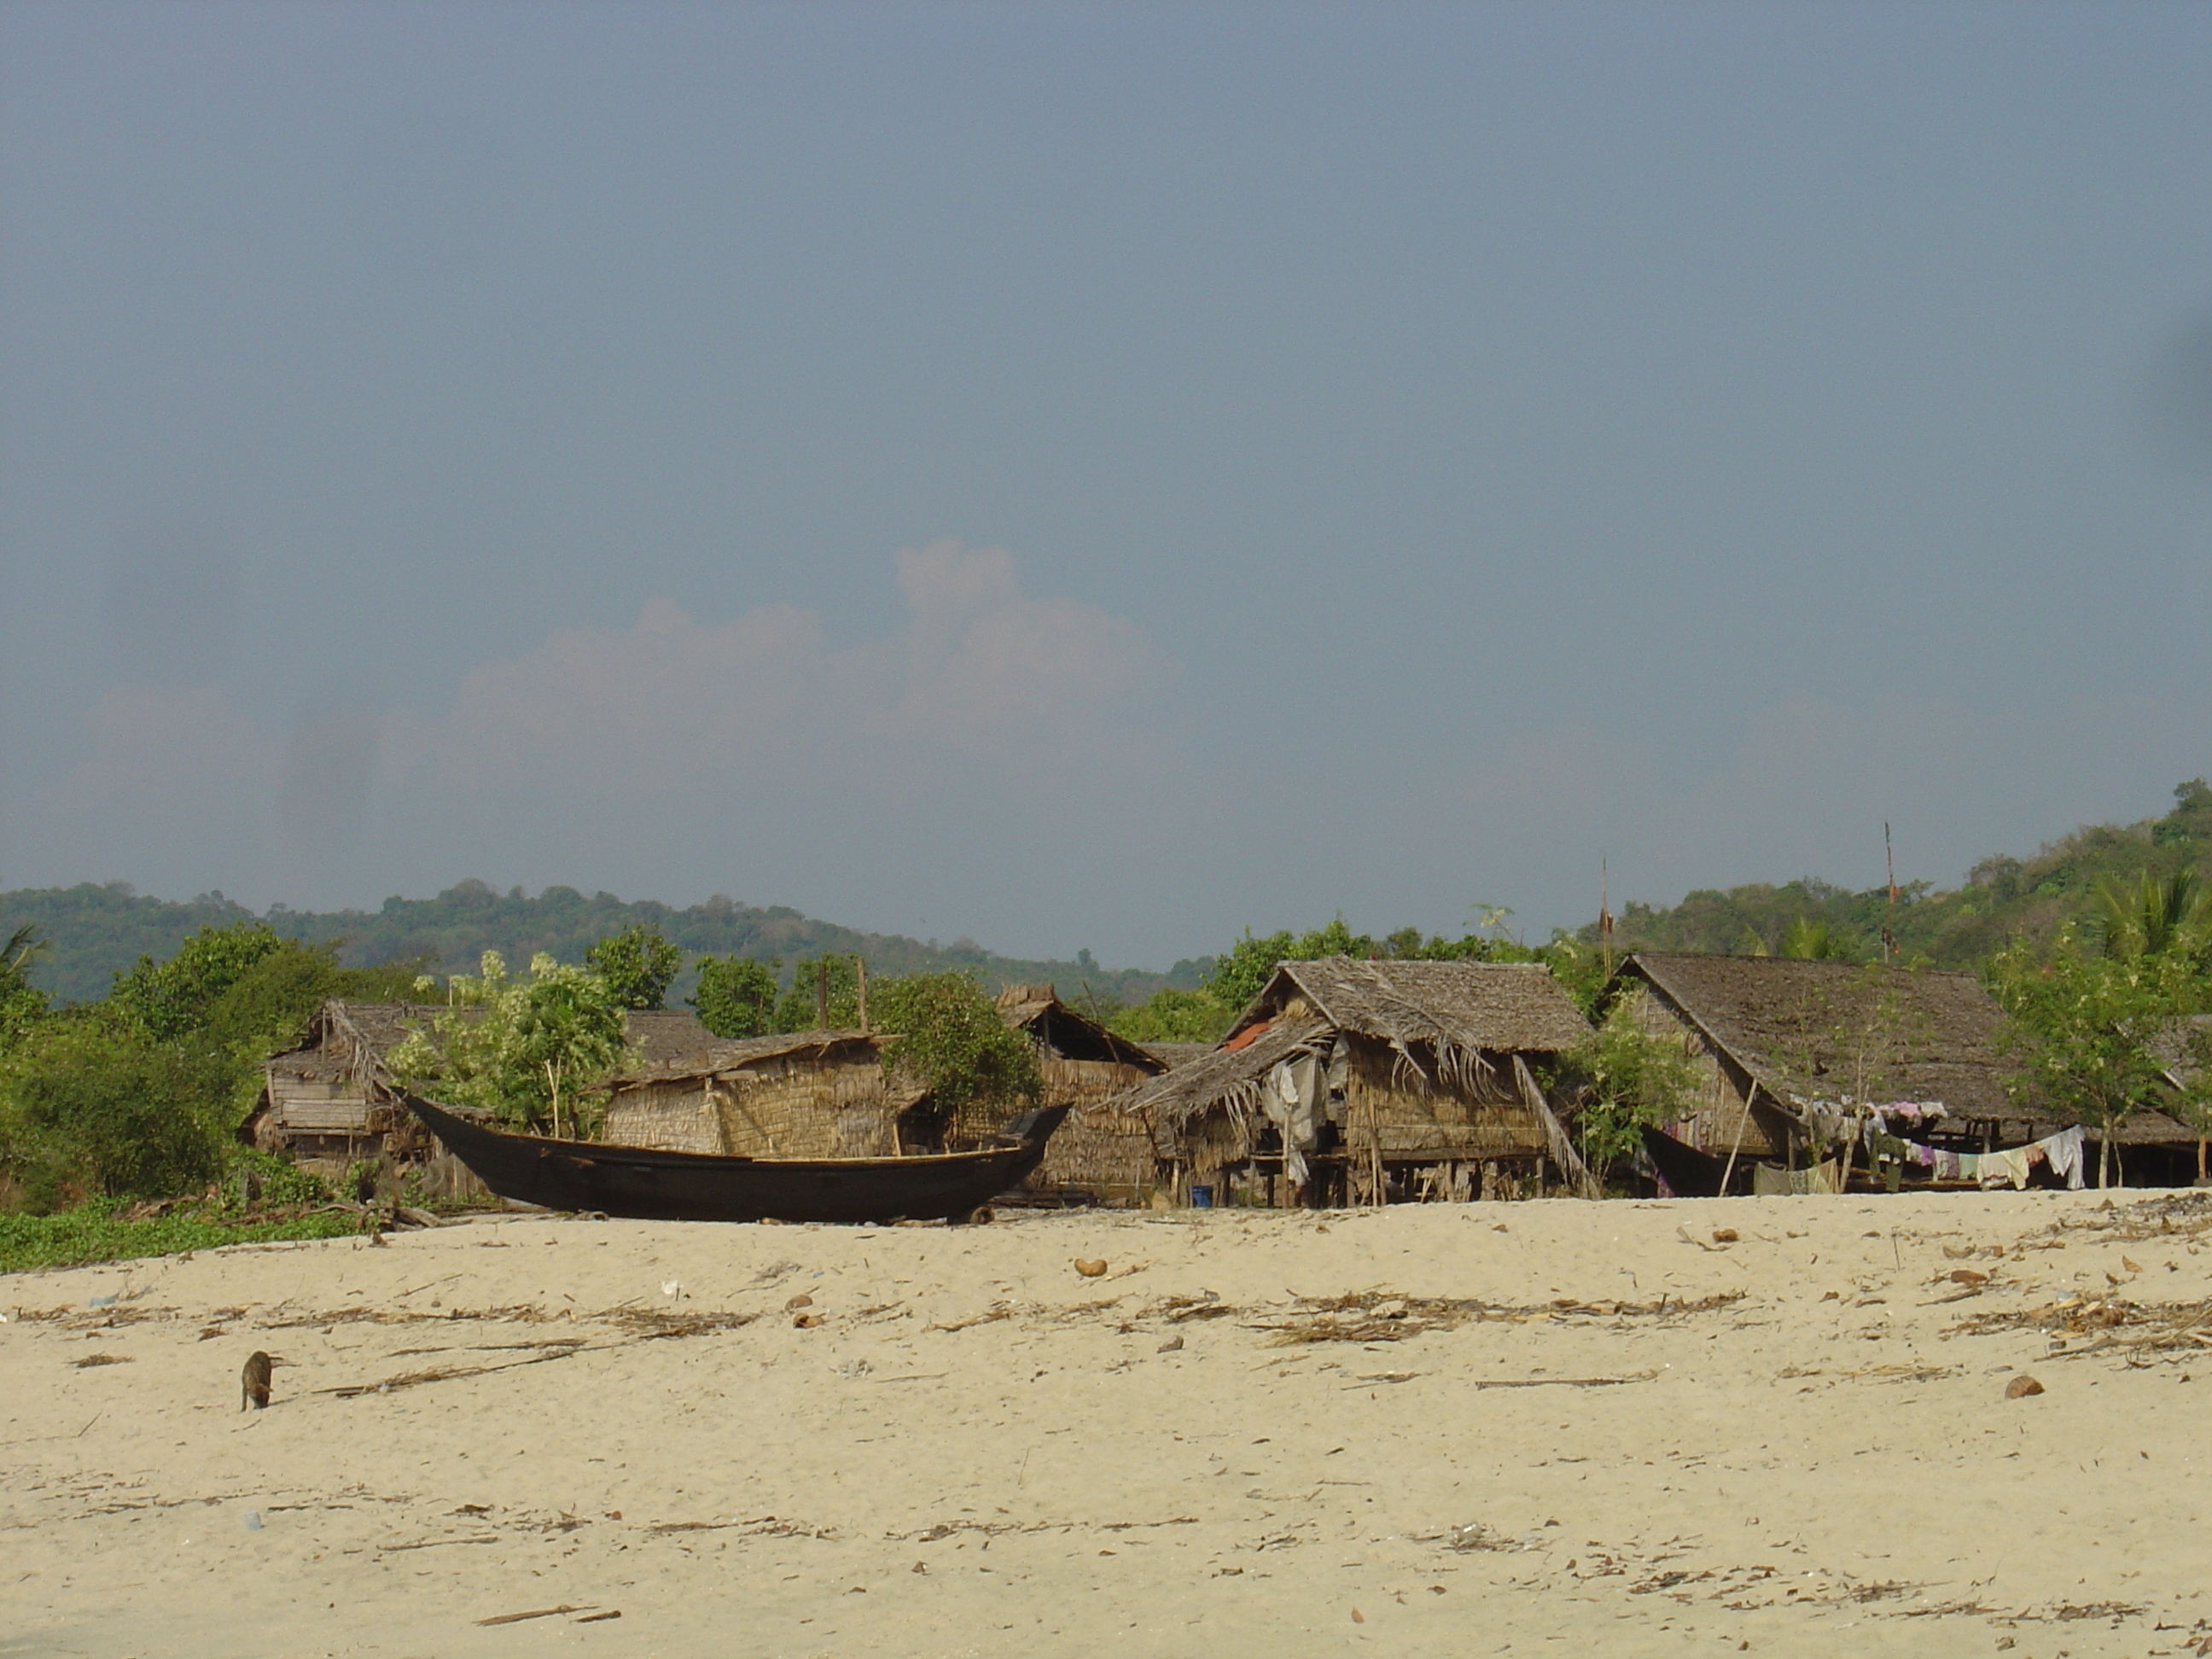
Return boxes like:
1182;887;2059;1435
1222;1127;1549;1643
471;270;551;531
1860;1121;2085;1190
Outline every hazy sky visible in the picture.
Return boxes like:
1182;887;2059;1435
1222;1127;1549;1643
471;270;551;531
3;3;2209;965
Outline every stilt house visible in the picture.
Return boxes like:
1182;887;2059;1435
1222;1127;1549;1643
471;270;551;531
1108;958;1594;1207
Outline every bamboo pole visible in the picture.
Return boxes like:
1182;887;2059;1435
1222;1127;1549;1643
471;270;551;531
1717;1084;1758;1197
1516;1055;1599;1200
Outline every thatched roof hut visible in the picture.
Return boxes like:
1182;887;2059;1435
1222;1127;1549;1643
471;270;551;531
250;999;721;1196
1614;952;2198;1182
992;984;1167;1205
250;1000;444;1162
1109;958;1594;1208
601;1030;927;1159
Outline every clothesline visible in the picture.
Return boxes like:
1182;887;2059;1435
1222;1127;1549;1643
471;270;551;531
1797;1097;1952;1143
1863;1121;2086;1190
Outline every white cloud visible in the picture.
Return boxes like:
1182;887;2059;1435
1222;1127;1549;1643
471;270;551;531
391;540;1165;797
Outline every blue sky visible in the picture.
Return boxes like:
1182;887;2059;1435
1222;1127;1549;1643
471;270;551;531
3;2;2209;964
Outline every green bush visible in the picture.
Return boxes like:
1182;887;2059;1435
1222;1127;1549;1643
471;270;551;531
585;924;684;1010
0;1020;249;1207
111;921;287;1042
1105;985;1233;1044
224;1145;332;1208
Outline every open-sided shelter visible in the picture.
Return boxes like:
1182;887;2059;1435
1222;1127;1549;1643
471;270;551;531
1614;952;2198;1190
992;983;1170;1204
1108;957;1594;1207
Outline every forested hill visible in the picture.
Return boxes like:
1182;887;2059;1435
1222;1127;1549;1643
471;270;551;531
0;880;1208;1009
14;778;2208;1002
1591;778;2212;969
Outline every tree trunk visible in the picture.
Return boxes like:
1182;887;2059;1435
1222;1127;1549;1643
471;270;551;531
2098;1124;2113;1190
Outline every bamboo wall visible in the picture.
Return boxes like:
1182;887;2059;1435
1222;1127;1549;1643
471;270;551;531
604;1045;899;1159
1618;986;1786;1161
1338;1036;1545;1160
1030;1054;1163;1204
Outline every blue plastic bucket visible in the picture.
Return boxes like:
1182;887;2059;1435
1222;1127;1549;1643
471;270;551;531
1189;1185;1215;1208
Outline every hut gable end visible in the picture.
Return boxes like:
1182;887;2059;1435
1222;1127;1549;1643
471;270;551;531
997;985;1171;1203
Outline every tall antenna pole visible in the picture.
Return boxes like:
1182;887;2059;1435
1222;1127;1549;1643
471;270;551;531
1883;823;1899;964
1599;857;1615;980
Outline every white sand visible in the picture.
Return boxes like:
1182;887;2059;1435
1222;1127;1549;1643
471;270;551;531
4;1189;2209;1658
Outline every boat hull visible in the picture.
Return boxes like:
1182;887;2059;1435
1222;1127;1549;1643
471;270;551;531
405;1094;1070;1224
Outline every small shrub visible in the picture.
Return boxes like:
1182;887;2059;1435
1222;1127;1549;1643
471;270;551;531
224;1146;330;1209
872;971;1041;1144
0;1196;364;1273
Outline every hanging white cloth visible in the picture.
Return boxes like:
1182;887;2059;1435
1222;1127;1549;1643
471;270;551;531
1260;1051;1324;1187
2040;1125;2086;1190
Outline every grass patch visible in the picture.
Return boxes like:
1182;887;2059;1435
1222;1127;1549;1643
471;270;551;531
0;1198;368;1274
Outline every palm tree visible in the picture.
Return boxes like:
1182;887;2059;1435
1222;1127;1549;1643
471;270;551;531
2094;869;2207;958
1;923;44;975
1780;917;1849;960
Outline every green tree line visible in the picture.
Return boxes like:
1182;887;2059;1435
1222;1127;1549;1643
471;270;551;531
0;880;1209;1009
0;917;1045;1214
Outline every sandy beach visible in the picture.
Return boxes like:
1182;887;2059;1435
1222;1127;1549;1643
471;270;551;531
4;1190;2209;1659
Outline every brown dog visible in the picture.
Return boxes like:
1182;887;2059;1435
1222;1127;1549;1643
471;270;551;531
241;1350;273;1411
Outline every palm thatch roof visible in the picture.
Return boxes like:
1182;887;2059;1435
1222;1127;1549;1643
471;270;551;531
994;984;1166;1072
1234;958;1592;1055
263;1000;446;1087
1621;953;2010;1115
1124;1018;1335;1150
1140;1041;1218;1071
623;1009;726;1069
1109;958;1590;1141
601;1028;894;1088
1617;952;2196;1143
2154;1014;2212;1090
268;1000;721;1088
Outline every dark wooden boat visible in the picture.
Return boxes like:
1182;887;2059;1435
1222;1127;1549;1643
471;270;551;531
404;1093;1071;1225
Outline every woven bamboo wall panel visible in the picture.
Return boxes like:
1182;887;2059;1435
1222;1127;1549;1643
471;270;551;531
1621;987;1782;1159
603;1050;899;1158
